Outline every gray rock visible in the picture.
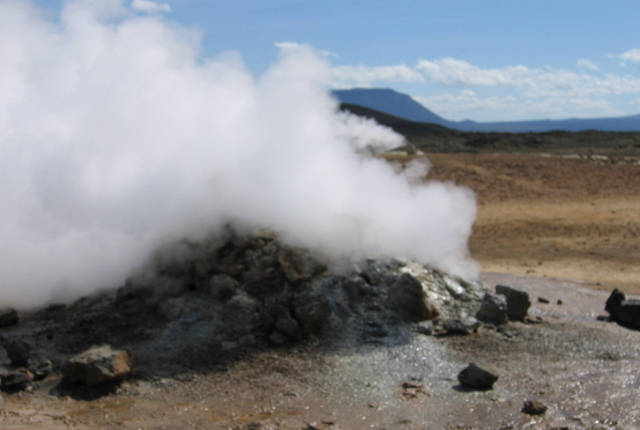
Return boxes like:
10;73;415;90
0;338;31;367
209;275;239;301
63;345;134;386
293;293;333;337
441;318;480;335
415;320;434;335
476;293;508;325
29;360;53;381
0;308;19;328
522;399;547;415
268;331;289;346
242;268;286;297
605;289;640;329
277;246;326;283
458;362;499;390
238;334;256;347
388;273;440;322
0;369;33;392
274;307;300;339
496;284;531;321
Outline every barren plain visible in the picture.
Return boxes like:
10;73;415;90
426;152;640;295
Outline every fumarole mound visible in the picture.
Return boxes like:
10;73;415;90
1;230;488;380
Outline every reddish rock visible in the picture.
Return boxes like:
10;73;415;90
63;345;134;386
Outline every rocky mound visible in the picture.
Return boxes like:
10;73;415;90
1;230;495;388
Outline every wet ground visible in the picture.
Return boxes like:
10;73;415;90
2;272;639;430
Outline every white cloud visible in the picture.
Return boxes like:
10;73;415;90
415;58;587;96
332;64;424;87
577;58;598;70
131;0;171;14
414;57;640;99
415;91;619;122
414;92;520;119
619;48;640;64
275;41;335;59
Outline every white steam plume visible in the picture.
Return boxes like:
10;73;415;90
0;0;478;308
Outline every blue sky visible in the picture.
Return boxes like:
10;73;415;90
36;0;640;121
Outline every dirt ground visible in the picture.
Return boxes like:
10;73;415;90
425;152;640;295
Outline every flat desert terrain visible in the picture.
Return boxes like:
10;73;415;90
426;152;640;295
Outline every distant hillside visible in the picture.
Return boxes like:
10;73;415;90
333;88;449;125
340;103;452;134
339;103;640;155
333;88;640;133
457;115;640;133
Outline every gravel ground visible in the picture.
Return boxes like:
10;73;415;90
2;273;639;430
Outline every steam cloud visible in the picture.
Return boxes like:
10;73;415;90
0;0;478;308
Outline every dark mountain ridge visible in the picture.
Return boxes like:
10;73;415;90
339;103;640;155
333;88;640;133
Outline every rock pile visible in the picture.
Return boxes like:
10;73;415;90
2;230;492;390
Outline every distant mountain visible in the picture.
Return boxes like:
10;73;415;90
332;88;640;133
339;103;453;134
332;88;448;125
456;115;640;133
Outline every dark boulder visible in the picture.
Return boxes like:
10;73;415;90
496;284;531;321
458;361;499;390
0;308;19;328
0;337;31;367
522;399;547;415
209;275;239;301
292;293;333;337
476;293;508;325
440;318;480;335
388;273;440;322
273;307;300;340
63;345;134;386
0;369;33;393
605;289;640;329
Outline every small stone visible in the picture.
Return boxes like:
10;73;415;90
209;275;239;301
476;293;508;325
605;289;640;329
538;297;550;304
458;362;499;390
389;273;440;322
522;399;547;415
0;369;33;393
274;307;300;339
441;318;480;335
496;284;531;321
268;331;289;346
1;338;31;367
29;360;53;381
63;345;134;386
0;308;19;328
238;334;256;347
415;321;433;335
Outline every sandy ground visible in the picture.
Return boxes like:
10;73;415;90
426;153;640;294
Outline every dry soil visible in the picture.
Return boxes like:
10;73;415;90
426;152;640;295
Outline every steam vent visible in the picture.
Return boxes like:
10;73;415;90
0;230;488;377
